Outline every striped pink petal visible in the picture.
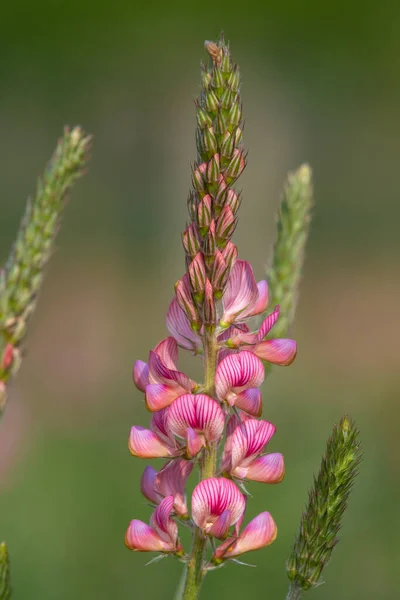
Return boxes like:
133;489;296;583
125;520;171;552
256;306;280;341
167;394;225;443
148;350;193;390
129;426;173;458
192;478;246;534
215;351;264;404
155;459;193;516
253;338;297;366
140;466;163;504
153;337;178;369
150;495;178;548
186;428;206;458
208;509;232;539
133;360;149;392
145;383;181;412
234;453;285;483
230;419;276;471
150;407;172;442
220;260;259;326
234;388;262;417
213;512;277;560
246;280;269;318
166;298;202;354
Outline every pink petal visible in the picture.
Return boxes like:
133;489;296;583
167;394;225;443
253;338;297;366
214;512;277;559
148;350;193;390
220;260;259;326
247;280;269;318
166;297;202;354
155;459;193;516
192;478;246;532
153;337;178;370
132;360;150;392
140;466;163;504
145;383;180;412
230;419;276;471
208;509;232;539
235;453;285;483
256;306;280;341
129;426;173;458
186;428;206;458
234;388;262;417
221;414;242;473
150;495;178;547
125;520;170;552
215;351;264;402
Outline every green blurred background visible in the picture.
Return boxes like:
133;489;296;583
1;1;399;598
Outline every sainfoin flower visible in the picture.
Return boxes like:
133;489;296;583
133;337;197;411
125;495;182;553
212;511;277;563
140;459;193;517
221;416;285;483
192;478;246;539
215;351;264;416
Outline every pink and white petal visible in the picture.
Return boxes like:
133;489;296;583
230;419;276;470
125;520;169;552
133;360;150;392
186;428;205;458
150;495;178;546
256;306;280;342
253;339;297;366
129;426;173;458
215;351;265;401
208;509;232;539
140;466;163;504
221;261;259;325
153;337;178;369
155;459;193;516
220;414;241;473
234;388;262;417
236;453;285;483
145;383;180;412
192;478;246;530
150;407;172;442
166;298;202;354
148;351;194;391
224;512;277;557
167;394;225;442
247;280;269;318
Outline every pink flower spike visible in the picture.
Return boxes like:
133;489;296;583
125;520;172;552
132;360;150;392
213;512;277;561
155;459;193;516
167;394;225;446
140;466;163;505
166;298;202;354
192;478;246;537
129;426;174;458
215;351;264;408
253;338;297;366
235;453;285;484
220;260;259;326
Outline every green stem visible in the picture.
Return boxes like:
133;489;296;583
181;331;218;600
286;582;303;600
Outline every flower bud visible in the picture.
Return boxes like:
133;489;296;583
188;253;207;304
196;104;213;129
211;250;229;297
220;131;235;159
205;89;219;112
220;88;233;110
228;101;242;127
227;69;240;92
203;220;216;268
182;223;201;258
192;162;207;194
175;274;201;332
202;127;218;157
213;67;224;89
216;205;236;244
221;241;238;269
225;189;240;214
206;154;220;183
197;194;212;234
225;148;245;182
203;279;216;331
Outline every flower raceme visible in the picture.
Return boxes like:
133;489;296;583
125;37;298;592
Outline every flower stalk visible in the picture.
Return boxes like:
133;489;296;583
0;542;11;600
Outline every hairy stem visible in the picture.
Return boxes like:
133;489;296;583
182;331;218;600
286;582;303;600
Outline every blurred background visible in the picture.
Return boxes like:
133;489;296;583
0;1;399;598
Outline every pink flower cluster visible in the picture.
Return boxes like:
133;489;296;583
125;259;296;565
